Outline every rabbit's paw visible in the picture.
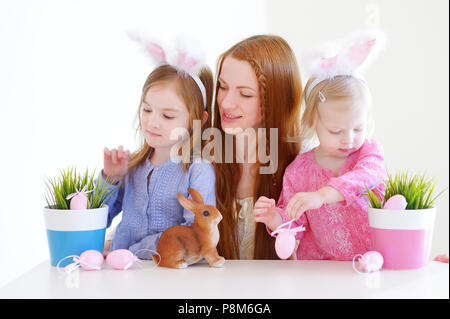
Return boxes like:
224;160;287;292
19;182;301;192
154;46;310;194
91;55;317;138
175;260;188;269
210;256;225;268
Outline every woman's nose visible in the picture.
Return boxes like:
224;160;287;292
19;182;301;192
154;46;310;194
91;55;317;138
220;91;237;110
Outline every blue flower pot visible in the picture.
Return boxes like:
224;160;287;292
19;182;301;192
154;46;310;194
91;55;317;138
43;206;108;267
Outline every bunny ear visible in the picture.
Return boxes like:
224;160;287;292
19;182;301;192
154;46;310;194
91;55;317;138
320;55;338;72
173;34;206;76
343;29;386;73
177;52;199;71
146;42;167;63
187;188;204;205
346;38;377;68
177;193;198;212
303;29;386;79
127;30;167;65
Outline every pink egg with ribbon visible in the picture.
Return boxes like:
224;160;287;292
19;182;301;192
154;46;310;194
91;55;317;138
66;185;93;210
271;220;305;260
57;249;160;273
106;249;139;270
56;249;104;273
353;251;384;273
383;194;408;210
76;250;104;270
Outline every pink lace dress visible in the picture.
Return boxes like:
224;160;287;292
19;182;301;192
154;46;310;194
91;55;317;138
274;139;387;261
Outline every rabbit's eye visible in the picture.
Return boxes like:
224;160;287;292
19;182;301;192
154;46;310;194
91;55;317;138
202;211;210;217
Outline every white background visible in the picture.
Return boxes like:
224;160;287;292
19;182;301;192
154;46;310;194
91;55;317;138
0;0;448;288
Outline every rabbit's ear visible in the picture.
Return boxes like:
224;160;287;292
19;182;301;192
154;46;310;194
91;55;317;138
320;55;338;72
178;193;197;212
346;38;376;68
127;30;167;65
188;188;204;204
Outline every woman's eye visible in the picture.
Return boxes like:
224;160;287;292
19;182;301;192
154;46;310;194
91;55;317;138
143;108;151;113
163;114;174;119
354;128;363;132
329;130;341;135
241;93;253;98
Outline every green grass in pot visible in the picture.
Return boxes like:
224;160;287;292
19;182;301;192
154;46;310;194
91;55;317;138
45;167;113;210
365;170;445;210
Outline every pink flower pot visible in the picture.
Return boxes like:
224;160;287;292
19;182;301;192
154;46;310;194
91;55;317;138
367;208;436;269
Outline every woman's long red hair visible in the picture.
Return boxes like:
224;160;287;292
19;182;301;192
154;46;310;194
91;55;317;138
212;35;303;259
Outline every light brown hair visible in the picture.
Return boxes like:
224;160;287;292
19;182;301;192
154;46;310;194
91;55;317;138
128;64;214;172
301;75;373;141
211;35;303;259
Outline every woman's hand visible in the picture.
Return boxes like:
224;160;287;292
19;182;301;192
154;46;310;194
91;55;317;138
254;196;282;231
286;191;325;220
103;145;130;182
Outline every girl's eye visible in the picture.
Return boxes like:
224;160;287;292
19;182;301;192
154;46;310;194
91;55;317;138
354;128;363;132
241;93;253;98
163;114;174;119
218;83;226;90
143;108;151;113
329;130;341;135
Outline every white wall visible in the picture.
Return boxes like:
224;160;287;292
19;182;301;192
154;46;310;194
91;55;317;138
0;0;267;287
267;0;449;255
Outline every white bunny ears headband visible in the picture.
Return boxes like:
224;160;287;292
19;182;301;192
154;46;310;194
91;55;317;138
303;29;386;102
128;31;208;109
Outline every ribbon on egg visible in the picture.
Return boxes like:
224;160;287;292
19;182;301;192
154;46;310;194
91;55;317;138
65;185;93;210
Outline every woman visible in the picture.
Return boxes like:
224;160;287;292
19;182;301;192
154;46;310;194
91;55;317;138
210;35;303;259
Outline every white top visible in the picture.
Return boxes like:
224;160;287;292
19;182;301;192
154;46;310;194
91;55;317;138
0;260;447;299
234;197;256;260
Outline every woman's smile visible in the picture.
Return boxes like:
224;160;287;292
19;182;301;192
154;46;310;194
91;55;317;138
222;111;243;122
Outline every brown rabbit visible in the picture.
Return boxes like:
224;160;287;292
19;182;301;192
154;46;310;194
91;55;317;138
151;188;225;269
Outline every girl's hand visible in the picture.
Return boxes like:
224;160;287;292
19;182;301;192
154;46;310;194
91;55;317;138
254;196;282;230
103;146;130;181
286;191;325;220
103;240;112;258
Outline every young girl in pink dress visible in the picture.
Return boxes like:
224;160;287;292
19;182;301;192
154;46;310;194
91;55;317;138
254;30;388;260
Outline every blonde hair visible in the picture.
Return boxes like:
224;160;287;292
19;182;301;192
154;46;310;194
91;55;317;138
128;64;213;173
300;75;373;141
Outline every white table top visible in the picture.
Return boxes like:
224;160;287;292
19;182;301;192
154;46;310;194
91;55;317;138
0;259;448;299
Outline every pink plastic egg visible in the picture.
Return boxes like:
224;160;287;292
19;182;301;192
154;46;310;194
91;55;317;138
77;250;104;271
357;251;384;272
106;249;138;270
70;193;88;210
383;194;408;210
275;231;296;260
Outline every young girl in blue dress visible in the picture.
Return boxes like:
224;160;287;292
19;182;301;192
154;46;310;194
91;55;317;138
101;37;216;259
